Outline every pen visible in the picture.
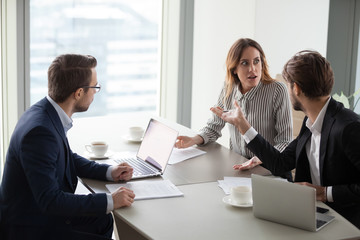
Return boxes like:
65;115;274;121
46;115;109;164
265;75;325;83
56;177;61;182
223;110;229;113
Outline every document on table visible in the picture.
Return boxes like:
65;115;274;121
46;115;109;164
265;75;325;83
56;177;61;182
218;176;287;195
168;147;206;165
106;179;184;200
218;177;252;195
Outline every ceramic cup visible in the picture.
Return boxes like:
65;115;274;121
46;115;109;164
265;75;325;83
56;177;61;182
129;126;144;140
85;141;108;157
230;186;252;205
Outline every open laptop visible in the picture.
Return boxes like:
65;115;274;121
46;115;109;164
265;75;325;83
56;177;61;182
111;118;178;179
251;174;335;232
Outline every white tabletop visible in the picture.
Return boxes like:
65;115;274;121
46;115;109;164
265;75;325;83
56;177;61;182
73;116;360;240
114;181;360;240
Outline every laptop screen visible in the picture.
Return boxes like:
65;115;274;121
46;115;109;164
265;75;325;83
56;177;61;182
137;119;178;172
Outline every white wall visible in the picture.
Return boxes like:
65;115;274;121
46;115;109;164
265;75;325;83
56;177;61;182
191;0;329;148
255;0;329;77
191;0;256;147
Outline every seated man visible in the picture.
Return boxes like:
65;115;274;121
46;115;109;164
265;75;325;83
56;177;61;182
0;54;136;239
212;50;360;229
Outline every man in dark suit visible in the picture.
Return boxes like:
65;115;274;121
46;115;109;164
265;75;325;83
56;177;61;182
0;54;136;239
211;50;360;229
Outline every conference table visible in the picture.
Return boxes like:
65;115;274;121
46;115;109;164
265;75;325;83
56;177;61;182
70;115;360;240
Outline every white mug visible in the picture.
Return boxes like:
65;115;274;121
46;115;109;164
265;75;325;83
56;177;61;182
129;126;144;140
230;186;252;205
85;141;108;157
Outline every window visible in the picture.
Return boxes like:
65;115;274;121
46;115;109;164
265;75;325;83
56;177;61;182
30;0;162;118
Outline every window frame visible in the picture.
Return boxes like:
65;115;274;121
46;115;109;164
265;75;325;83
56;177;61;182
0;0;193;177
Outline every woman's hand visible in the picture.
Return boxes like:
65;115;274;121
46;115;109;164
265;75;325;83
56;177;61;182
175;135;204;148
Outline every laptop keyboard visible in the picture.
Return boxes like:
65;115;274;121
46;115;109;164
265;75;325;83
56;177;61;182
316;219;327;228
114;157;158;177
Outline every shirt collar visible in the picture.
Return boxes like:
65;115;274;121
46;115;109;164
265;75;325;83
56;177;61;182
235;81;263;101
46;95;73;135
306;97;331;134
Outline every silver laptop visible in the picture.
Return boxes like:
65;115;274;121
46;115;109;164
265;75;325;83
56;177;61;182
112;118;178;179
251;174;335;232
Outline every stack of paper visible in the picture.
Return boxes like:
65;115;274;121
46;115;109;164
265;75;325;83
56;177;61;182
218;177;252;195
106;179;184;200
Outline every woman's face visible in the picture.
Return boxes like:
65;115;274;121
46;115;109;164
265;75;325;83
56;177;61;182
234;46;262;94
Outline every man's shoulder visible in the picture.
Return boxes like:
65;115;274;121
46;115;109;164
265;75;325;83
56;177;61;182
15;98;58;135
330;99;360;122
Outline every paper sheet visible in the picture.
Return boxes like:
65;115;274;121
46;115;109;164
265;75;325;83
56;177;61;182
218;177;252;195
218;176;287;195
168;147;206;165
106;179;184;200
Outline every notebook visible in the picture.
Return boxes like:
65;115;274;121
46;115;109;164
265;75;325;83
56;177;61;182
112;118;178;179
251;174;335;232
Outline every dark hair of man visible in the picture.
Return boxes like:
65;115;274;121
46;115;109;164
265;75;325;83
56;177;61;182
48;54;97;103
282;50;334;99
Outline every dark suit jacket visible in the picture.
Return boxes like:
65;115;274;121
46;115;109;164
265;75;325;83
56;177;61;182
0;98;111;233
247;98;360;228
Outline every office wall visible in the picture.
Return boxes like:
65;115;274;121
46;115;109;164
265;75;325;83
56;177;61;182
191;0;329;148
191;0;256;147
255;0;329;77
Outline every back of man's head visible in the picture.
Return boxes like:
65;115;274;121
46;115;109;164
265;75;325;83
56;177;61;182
282;50;334;99
48;54;97;103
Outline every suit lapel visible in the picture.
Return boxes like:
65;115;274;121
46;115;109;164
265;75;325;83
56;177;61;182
319;99;338;185
294;128;312;182
296;128;311;160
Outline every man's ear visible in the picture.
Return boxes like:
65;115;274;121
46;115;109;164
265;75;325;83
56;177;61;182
293;82;301;96
74;88;83;100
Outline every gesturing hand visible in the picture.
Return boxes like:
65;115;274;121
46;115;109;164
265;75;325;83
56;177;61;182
210;101;251;135
233;156;262;171
175;135;204;149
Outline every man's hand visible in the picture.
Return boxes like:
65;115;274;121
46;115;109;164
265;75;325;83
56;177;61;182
295;182;327;202
112;187;135;209
210;101;251;135
233;156;262;170
111;162;133;182
175;135;204;149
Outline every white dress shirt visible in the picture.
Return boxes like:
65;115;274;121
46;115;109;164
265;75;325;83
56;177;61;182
305;97;333;201
244;97;333;202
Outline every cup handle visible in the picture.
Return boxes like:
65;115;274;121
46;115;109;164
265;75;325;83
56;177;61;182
85;145;93;153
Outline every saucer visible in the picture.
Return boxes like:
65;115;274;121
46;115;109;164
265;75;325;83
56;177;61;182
84;151;114;160
222;196;253;208
122;135;143;143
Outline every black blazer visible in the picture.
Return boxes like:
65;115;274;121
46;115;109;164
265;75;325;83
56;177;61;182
0;98;111;238
247;98;360;228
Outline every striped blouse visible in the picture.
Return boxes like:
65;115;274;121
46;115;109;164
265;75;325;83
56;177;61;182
198;81;293;158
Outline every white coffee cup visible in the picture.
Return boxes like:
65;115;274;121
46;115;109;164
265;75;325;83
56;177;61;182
85;141;108;157
129;126;144;140
230;186;252;205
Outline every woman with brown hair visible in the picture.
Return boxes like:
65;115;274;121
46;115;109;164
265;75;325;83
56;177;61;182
176;38;293;174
